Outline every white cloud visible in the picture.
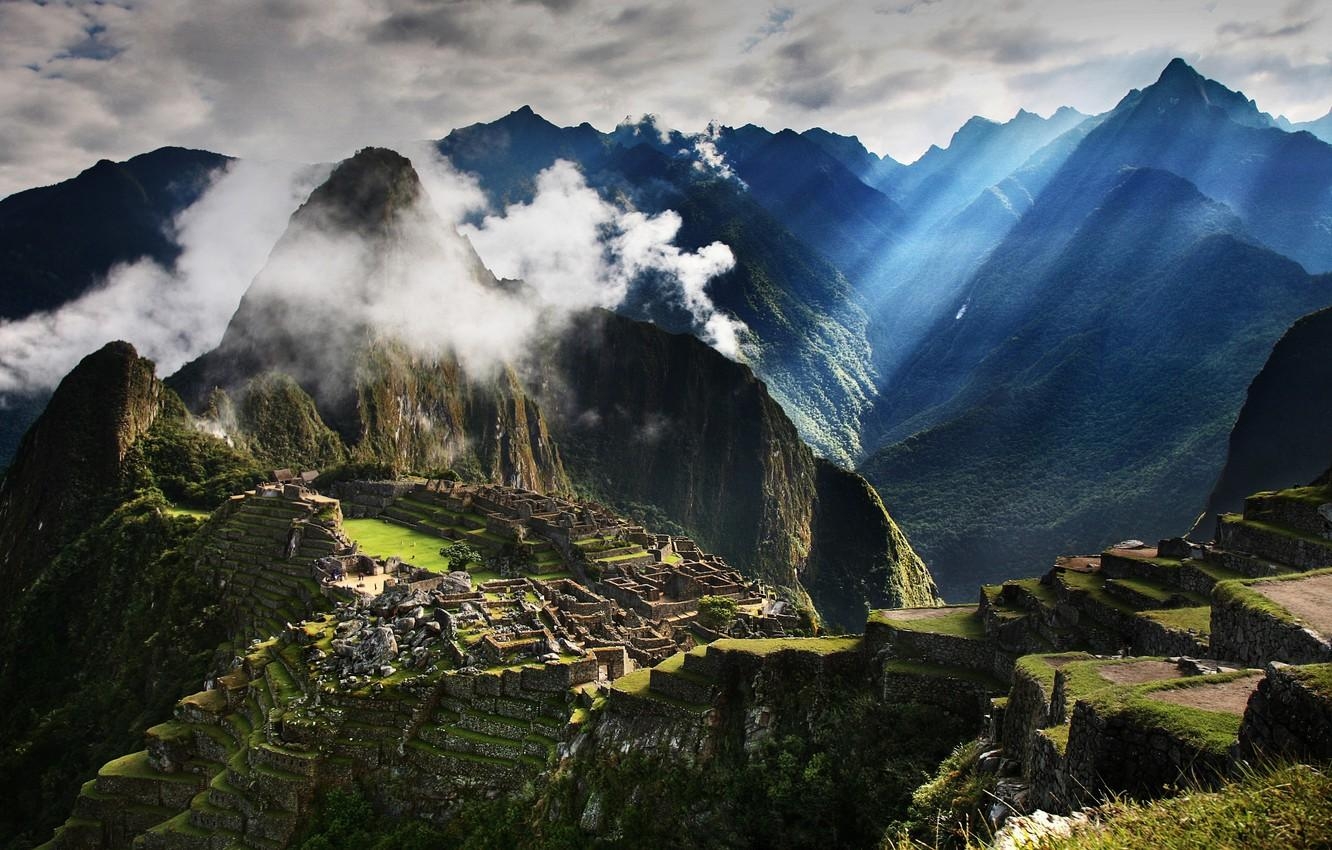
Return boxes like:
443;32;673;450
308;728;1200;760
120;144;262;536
0;159;324;392
460;159;745;357
2;0;1330;196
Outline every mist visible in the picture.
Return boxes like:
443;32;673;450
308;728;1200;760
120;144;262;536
459;158;745;357
0;158;325;393
0;147;745;400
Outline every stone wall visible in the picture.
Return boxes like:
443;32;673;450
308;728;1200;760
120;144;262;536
1210;584;1332;667
1238;663;1332;763
1243;494;1332;539
1063;698;1230;806
331;480;422;518
1218;518;1332;572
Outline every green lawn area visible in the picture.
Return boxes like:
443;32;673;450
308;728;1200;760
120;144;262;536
343;518;456;573
165;504;211;520
869;607;986;638
1140;606;1211;634
709;636;864;656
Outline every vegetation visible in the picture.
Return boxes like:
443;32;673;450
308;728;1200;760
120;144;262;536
997;763;1332;850
697;595;738;631
343;518;457;573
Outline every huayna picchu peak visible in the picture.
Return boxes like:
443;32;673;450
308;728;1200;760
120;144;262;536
6;14;1332;849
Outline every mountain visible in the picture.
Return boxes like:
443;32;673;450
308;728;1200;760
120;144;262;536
1276;107;1332;144
1030;59;1332;274
853;59;1332;598
1197;302;1332;534
799;127;903;188
862;166;1330;600
0;341;254;848
0;148;229;467
437;109;881;463
538;308;936;624
169;147;937;623
0;341;164;605
170;147;570;493
0;147;228;320
881;107;1088;227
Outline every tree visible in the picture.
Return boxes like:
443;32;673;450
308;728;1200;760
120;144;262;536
697;595;738;631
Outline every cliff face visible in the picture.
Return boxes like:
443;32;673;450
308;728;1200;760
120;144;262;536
167;148;570;494
538;310;940;621
806;459;939;625
166;148;938;625
353;343;568;492
0;341;164;604
1198;301;1332;534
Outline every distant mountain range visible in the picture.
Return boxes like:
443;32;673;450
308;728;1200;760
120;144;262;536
4;58;1332;601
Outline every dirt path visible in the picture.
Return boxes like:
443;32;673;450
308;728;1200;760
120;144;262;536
1098;660;1184;685
1148;673;1263;716
879;605;976;621
1254;573;1332;637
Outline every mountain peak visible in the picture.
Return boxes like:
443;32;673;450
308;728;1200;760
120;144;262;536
1159;56;1202;83
295;147;421;233
1136;57;1273;129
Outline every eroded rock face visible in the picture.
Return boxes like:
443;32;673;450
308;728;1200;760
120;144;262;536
0;341;165;605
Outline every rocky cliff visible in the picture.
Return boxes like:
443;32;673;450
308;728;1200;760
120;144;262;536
0;341;164;605
167;148;938;626
538;309;938;619
1198;301;1332;534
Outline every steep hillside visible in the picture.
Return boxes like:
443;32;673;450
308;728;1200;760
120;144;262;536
538;309;937;616
0;342;261;850
0;147;229;321
436;109;879;462
863;169;1329;599
1198;301;1332;533
168;148;571;494
0;342;165;605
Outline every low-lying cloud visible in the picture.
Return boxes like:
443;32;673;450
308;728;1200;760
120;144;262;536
460;159;745;357
0;148;745;396
0;158;325;393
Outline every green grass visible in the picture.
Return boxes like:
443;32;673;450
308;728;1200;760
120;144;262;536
1223;515;1332;554
164;504;211;520
99;751;200;783
1076;667;1257;755
869;607;985;639
1140;606;1211;634
1287;663;1332;701
1212;567;1332;625
709;636;864;656
1004;763;1332;850
343;518;456;573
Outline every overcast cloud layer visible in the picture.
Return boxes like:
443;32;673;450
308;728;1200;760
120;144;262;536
2;0;1331;197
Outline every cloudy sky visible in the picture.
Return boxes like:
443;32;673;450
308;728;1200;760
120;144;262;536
2;0;1330;197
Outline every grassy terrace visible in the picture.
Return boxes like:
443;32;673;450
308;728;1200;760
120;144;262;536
100;751;202;783
1288;663;1332;700
1139;606;1211;634
709;636;864;656
1222;514;1332;553
343;518;458;572
1020;764;1332;850
869;607;985;638
1213;567;1332;623
1059;660;1254;755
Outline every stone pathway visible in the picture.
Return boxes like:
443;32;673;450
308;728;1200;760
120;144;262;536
881;605;977;621
1253;573;1332;637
